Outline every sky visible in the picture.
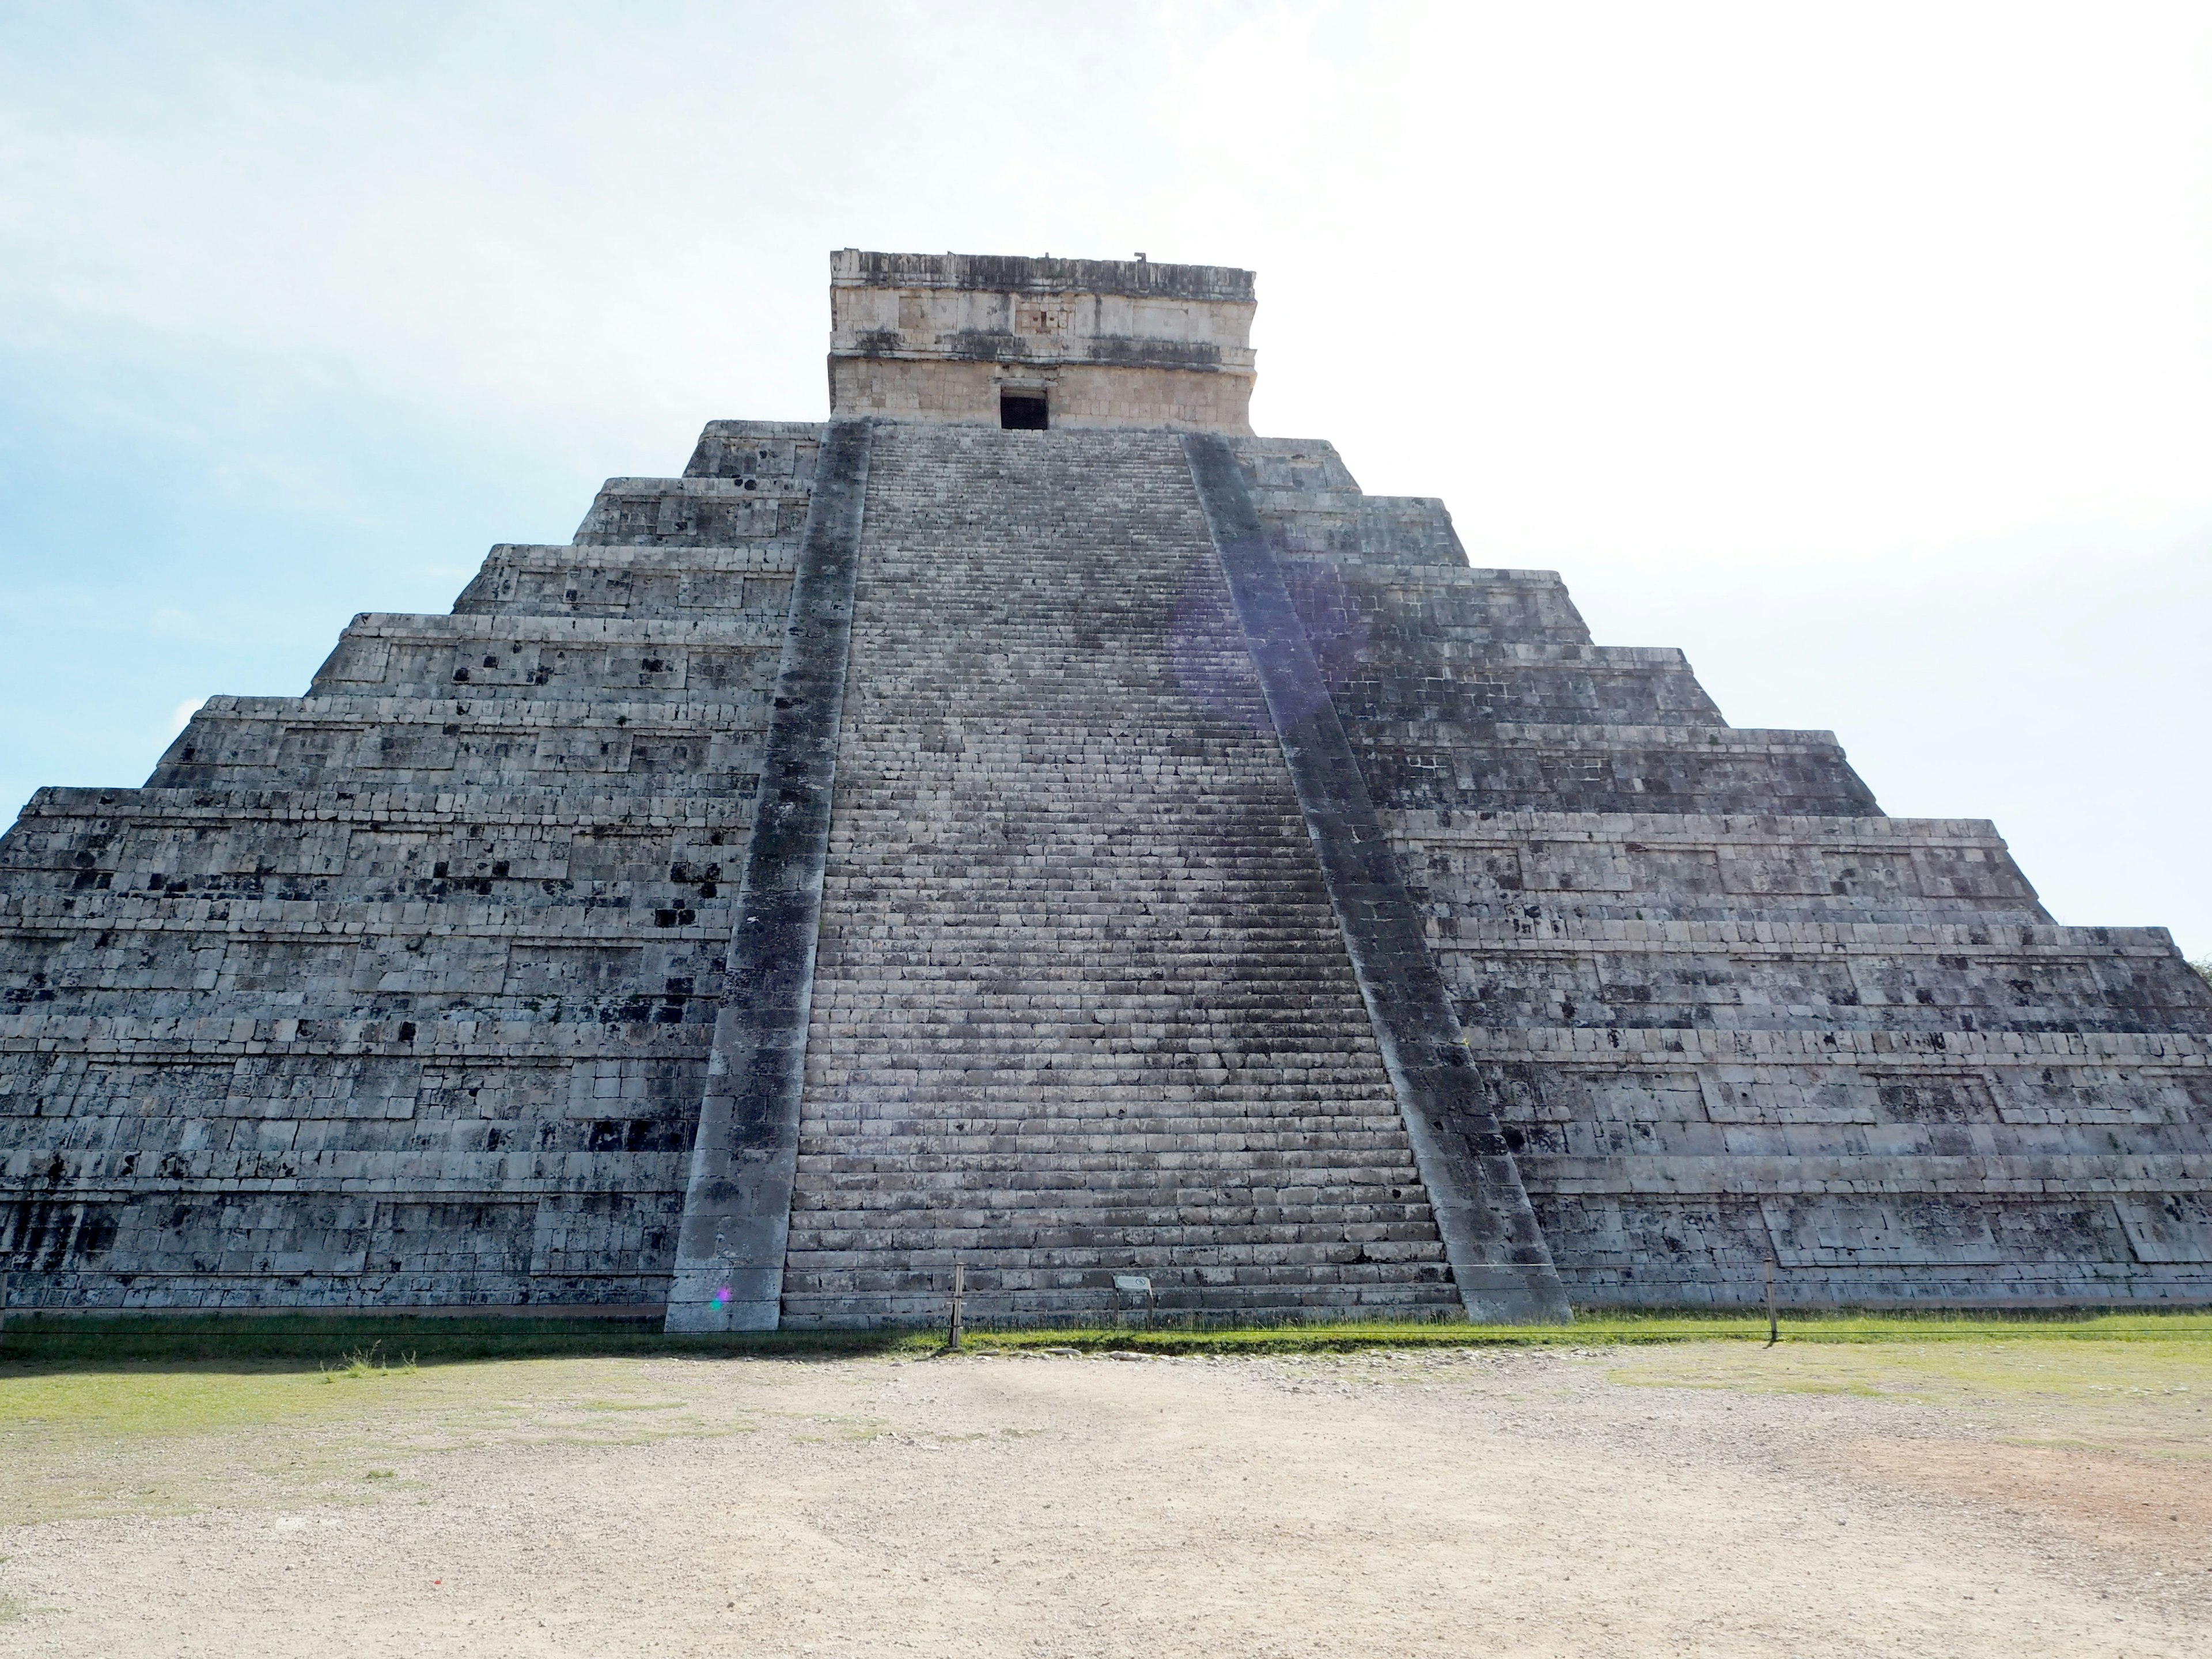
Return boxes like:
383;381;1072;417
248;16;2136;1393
1;1;2207;954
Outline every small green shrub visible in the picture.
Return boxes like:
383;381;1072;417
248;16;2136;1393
317;1342;418;1384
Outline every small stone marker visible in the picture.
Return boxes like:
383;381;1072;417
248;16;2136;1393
1113;1274;1156;1327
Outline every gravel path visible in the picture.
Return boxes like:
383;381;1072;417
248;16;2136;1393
2;1345;2205;1657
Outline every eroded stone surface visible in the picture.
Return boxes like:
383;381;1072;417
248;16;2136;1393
4;253;2206;1318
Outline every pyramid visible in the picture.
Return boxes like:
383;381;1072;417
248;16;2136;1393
4;250;2207;1328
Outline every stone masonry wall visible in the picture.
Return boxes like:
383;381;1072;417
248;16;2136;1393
5;399;2205;1316
0;422;823;1308
1232;435;2212;1306
828;249;1256;432
828;359;1255;434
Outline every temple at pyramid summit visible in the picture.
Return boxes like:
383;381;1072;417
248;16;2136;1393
5;249;2209;1328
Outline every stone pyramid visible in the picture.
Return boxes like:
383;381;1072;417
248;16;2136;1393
4;250;2207;1328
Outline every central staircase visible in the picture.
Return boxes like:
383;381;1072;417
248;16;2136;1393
779;426;1463;1324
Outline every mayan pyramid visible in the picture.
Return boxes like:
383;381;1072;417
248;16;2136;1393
4;249;2208;1329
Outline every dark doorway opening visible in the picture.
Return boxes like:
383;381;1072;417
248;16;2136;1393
1000;392;1049;430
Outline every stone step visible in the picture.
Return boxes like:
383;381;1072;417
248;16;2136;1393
312;610;786;699
794;1216;1444;1243
453;542;798;617
1434;915;2188;953
0;1007;713;1056
150;693;764;792
1354;734;1880;817
573;475;814;546
0;889;729;938
0;784;751;908
681;419;824;482
777;422;1452;1325
794;1132;1419;1157
1383;805;2045;921
776;1282;1462;1327
789;1241;1451;1275
1458;1022;2212;1063
0;877;728;1022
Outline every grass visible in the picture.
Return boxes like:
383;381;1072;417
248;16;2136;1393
949;1307;2212;1356
318;1342;418;1382
1;1305;2205;1373
0;1312;912;1370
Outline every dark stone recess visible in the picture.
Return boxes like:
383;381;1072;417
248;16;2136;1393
1185;433;1573;1324
665;418;875;1332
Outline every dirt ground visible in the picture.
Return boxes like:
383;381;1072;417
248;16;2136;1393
2;1338;2208;1657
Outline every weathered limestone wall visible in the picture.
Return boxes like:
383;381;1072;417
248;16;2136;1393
828;249;1256;432
5;250;2205;1320
0;422;825;1309
827;359;1253;434
1230;434;2212;1306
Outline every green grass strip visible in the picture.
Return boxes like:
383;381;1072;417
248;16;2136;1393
2;1305;2205;1372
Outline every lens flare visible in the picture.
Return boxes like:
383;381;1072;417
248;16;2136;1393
1171;550;1365;732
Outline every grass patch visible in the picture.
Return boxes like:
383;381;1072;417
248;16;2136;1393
950;1307;2212;1357
319;1342;417;1383
2;1306;2206;1375
0;1313;919;1372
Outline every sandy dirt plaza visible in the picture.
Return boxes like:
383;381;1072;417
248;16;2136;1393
1;1335;2208;1657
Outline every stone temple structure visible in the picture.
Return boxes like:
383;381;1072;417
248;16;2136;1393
4;249;2209;1329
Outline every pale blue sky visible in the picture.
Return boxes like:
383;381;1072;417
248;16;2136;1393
3;1;2208;952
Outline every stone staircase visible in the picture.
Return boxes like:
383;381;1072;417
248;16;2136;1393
779;426;1461;1324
